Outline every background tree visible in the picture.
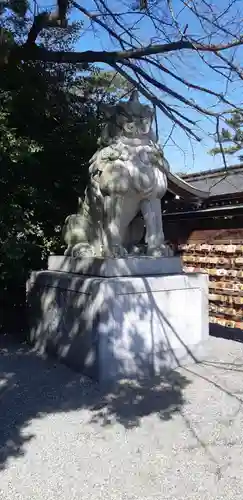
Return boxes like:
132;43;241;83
0;1;126;336
2;0;243;150
2;0;243;336
210;111;243;163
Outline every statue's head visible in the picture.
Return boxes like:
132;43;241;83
100;91;155;142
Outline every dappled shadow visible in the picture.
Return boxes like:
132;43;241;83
0;258;209;470
89;370;188;428
0;334;190;470
27;257;206;383
3;257;242;481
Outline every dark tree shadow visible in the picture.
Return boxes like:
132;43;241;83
210;322;243;344
89;369;187;428
0;333;190;470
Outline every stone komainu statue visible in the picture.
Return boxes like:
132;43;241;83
63;91;172;258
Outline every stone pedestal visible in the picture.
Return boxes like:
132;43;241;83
47;255;183;276
27;257;209;384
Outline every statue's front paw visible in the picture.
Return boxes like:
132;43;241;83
128;244;147;256
147;244;174;257
110;244;128;258
71;243;94;258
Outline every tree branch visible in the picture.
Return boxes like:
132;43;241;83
26;4;69;46
14;35;243;65
6;0;243;145
71;0;129;50
216;115;228;169
124;59;233;117
144;56;235;108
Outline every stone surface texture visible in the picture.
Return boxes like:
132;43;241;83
48;255;183;276
62;90;208;260
62;91;173;258
27;269;209;384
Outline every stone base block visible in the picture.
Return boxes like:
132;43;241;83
27;271;209;384
48;255;183;277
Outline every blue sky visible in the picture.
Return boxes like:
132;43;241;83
36;0;243;173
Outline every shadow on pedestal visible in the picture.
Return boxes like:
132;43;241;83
26;256;209;385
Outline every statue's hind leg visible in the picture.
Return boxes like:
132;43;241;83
141;198;171;256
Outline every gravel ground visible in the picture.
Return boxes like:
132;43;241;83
1;335;243;500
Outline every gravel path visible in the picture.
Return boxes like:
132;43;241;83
1;335;243;500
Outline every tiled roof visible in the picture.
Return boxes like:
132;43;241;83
180;164;243;197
